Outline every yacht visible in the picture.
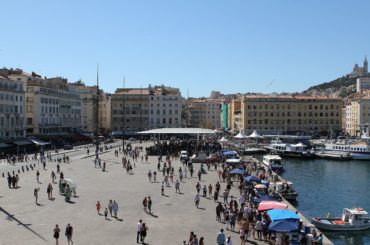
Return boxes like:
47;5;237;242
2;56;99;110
262;154;283;173
323;141;370;160
264;139;315;159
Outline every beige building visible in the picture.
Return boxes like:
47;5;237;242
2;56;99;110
188;98;222;129
111;85;182;132
73;82;111;133
0;74;25;139
227;98;243;131
6;69;82;137
228;95;342;135
345;95;370;136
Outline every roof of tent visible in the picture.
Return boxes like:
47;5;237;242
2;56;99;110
137;128;215;134
267;209;299;221
269;219;299;233
247;130;264;138
234;131;247;139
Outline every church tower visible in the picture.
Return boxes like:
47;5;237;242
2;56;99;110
364;55;368;73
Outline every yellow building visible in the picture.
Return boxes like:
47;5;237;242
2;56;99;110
188;98;222;129
229;95;342;135
345;96;370;136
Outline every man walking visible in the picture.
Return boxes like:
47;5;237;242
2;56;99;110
175;180;180;193
65;223;73;245
216;229;226;245
136;219;142;243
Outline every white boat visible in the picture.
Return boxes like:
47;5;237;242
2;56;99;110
323;141;370;160
312;208;370;231
262;154;283;172
264;139;315;159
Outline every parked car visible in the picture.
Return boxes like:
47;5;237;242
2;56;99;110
180;150;188;161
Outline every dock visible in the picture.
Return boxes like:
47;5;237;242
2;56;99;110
243;156;334;245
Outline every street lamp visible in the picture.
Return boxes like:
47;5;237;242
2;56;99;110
122;77;125;150
95;66;100;161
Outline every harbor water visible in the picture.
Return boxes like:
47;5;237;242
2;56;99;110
281;158;370;245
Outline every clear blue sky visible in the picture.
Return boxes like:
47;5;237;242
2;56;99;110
1;0;369;97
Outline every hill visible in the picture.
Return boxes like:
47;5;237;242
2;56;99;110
303;76;358;98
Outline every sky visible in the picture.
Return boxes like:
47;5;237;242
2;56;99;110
0;0;370;97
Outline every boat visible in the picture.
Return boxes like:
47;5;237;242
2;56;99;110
262;154;284;173
312;208;370;231
322;141;370;160
315;151;351;161
264;139;315;159
241;147;267;155
273;181;299;202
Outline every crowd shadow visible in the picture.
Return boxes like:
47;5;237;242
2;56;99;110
0;206;47;241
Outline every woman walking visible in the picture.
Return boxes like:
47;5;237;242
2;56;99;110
140;223;148;243
96;201;101;215
53;224;60;245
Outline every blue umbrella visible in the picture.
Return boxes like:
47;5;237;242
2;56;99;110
229;168;245;175
244;175;261;183
269;219;299;232
267;209;299;221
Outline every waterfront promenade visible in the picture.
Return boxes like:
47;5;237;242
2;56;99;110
0;141;328;245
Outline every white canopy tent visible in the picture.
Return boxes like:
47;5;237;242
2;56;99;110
247;130;264;139
234;131;247;139
218;137;228;142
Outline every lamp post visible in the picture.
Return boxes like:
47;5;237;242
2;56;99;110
95;66;100;161
122;78;125;150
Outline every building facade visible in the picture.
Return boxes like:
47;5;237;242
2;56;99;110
229;95;342;135
74;83;111;133
221;102;229;129
345;97;370;136
111;85;182;132
0;75;25;139
7;70;82;137
188;98;221;129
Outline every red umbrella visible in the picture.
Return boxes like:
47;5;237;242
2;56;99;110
258;201;288;212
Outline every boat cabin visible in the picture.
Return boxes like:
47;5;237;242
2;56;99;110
263;155;283;170
341;208;369;225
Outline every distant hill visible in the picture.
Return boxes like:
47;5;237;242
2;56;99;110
303;76;358;98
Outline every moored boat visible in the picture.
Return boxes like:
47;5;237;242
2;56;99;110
264;139;315;159
262;154;283;173
312;208;370;231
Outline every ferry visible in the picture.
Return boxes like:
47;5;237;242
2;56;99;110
323;141;370;160
262;154;283;172
312;208;370;231
264;139;315;159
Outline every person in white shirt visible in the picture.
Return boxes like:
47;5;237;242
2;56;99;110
136;219;142;243
226;235;233;245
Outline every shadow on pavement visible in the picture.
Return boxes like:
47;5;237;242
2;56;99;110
0;206;47;241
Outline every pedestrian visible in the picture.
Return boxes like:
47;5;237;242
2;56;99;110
203;185;207;197
47;183;53;199
108;200;113;217
194;194;200;208
148;197;152;214
196;182;201;194
214;191;219;202
53;224;61;245
153;171;157;182
208;184;213;198
140;223;148;243
104;208;108;220
96;201;101;215
65;223;73;245
175;180;180;193
112;201;118;218
226;235;233;245
36;170;40;183
148;170;152;182
143;197;148;212
216;229;226;245
199;237;205;245
34;188;39;204
51;171;56;183
137;219;142;243
7;174;11;188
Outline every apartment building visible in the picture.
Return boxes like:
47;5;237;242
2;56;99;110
345;95;370;136
74;83;111;133
6;70;82;137
188;98;222;129
0;74;25;139
111;85;182;131
228;95;342;135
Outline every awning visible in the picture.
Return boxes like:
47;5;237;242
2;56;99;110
29;139;50;146
244;175;261;183
0;143;10;148
229;168;245;175
12;140;32;146
258;201;288;212
267;209;299;221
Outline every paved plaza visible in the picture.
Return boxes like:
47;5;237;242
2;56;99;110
0;141;269;245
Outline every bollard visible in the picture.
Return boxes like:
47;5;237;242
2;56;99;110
2;172;4;178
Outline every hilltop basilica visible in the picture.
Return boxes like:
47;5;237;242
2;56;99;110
348;56;369;78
